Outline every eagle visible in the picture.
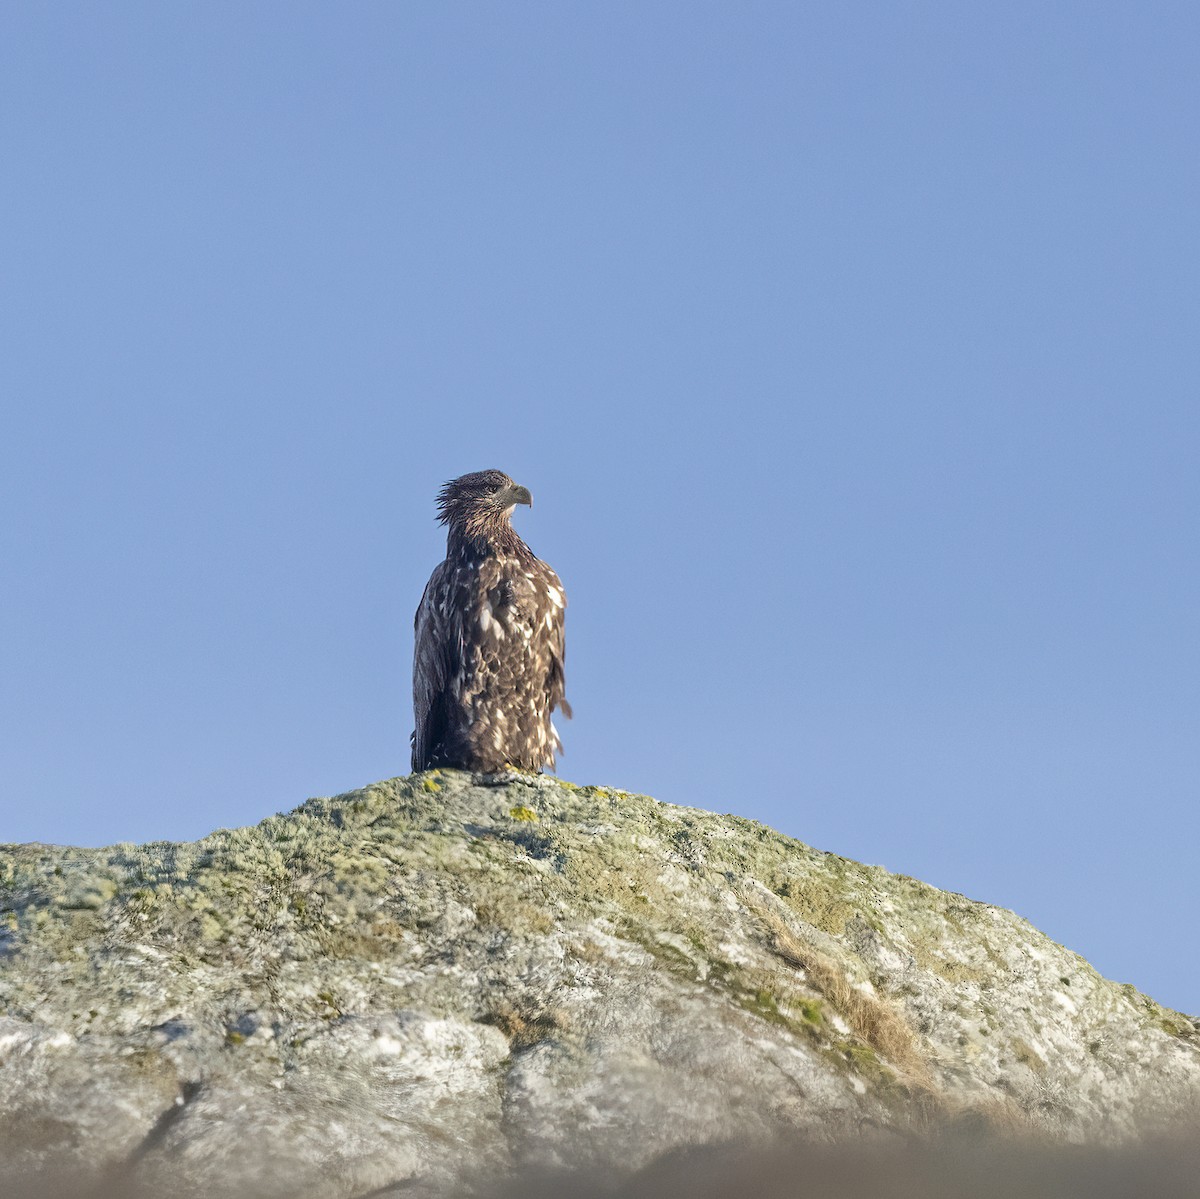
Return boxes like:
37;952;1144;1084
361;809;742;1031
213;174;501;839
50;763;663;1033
411;470;570;774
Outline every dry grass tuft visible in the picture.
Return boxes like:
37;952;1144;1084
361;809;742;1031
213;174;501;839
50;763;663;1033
753;903;930;1083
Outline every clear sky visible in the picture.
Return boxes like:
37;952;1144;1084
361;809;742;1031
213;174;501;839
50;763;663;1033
2;4;1197;1013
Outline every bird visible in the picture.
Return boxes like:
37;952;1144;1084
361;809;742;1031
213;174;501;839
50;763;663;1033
411;470;570;774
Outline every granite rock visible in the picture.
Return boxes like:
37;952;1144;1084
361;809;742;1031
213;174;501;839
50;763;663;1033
1;772;1197;1196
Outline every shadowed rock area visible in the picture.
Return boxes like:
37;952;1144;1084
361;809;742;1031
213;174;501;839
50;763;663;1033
1;772;1197;1197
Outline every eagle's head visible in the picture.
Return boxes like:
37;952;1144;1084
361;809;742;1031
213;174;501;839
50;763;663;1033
436;470;533;543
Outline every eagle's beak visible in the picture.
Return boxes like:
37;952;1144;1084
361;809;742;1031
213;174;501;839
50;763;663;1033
508;484;533;508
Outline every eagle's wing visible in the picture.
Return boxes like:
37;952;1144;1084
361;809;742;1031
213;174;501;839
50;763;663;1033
412;561;461;770
543;565;571;725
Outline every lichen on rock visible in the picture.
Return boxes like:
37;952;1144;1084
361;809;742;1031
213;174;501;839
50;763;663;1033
1;772;1197;1197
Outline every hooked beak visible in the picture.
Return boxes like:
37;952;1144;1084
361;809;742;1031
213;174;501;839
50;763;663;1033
506;483;533;508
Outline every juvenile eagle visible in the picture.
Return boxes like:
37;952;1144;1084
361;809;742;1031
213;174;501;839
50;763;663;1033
411;470;570;773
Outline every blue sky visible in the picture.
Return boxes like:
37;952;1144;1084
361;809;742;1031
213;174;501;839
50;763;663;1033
2;3;1197;1012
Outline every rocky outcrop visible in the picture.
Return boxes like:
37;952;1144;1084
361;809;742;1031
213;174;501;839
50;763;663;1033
1;772;1197;1196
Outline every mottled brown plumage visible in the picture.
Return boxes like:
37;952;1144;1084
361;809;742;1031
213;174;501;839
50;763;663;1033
411;470;570;773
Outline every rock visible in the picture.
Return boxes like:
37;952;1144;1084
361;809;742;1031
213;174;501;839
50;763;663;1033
0;772;1197;1196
